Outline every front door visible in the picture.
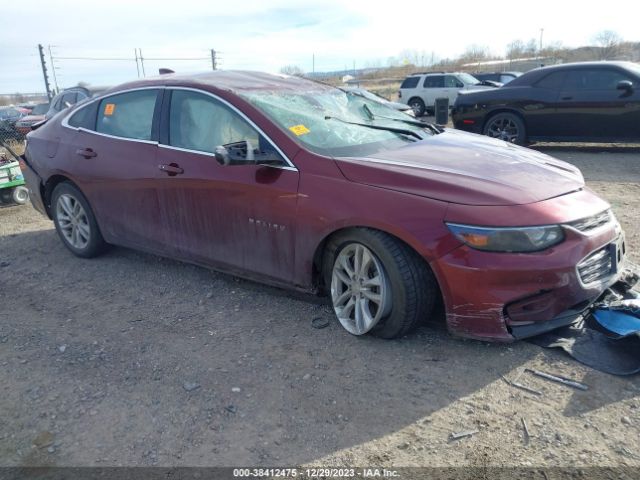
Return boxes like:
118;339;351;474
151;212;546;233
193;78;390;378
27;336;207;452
155;89;300;283
554;67;640;140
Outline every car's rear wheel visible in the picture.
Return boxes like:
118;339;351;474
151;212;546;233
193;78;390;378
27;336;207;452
51;182;106;258
483;112;527;145
324;229;437;339
408;97;426;117
12;186;29;205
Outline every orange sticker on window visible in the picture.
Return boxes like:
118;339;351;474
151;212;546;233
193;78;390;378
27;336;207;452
289;124;310;136
104;103;115;116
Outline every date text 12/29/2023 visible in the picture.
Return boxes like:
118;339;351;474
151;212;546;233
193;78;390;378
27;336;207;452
233;468;399;478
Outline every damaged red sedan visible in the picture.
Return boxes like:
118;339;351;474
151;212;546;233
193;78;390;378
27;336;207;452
22;71;627;341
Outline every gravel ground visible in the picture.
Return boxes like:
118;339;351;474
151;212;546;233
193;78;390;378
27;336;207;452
0;146;639;469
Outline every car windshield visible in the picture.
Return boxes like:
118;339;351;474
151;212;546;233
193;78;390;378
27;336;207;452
0;108;18;119
458;73;481;85
31;104;49;115
238;87;431;157
625;63;640;77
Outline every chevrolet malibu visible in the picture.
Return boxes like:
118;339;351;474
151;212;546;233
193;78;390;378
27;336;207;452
22;71;627;341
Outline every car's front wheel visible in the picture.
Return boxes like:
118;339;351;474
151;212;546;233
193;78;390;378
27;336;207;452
324;229;437;339
51;182;106;258
483;112;527;145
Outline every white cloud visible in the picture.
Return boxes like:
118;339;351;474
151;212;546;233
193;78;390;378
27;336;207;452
1;0;638;92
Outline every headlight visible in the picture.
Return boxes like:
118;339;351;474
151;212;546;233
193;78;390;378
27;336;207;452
446;223;564;253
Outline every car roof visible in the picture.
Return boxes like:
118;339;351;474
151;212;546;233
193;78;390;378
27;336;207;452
508;61;639;87
103;70;331;96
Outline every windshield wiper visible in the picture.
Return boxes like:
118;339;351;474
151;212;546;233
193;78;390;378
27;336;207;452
324;115;423;141
363;104;443;134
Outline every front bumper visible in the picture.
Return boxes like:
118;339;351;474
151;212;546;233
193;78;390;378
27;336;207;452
431;216;625;342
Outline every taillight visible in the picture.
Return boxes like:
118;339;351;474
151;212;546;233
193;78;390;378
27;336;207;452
463;119;475;125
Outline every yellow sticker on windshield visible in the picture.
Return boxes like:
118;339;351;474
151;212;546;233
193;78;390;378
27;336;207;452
104;103;115;116
289;124;310;136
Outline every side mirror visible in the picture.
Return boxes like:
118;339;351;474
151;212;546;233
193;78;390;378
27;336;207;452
215;140;284;167
617;80;634;93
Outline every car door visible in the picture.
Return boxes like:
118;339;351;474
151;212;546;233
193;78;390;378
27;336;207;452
422;75;444;107
155;88;300;283
554;67;640;140
64;88;165;250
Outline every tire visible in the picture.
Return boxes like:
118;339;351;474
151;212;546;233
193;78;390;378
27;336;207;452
323;228;437;339
12;186;29;205
0;190;12;204
483;112;527;145
51;182;106;258
408;97;426;117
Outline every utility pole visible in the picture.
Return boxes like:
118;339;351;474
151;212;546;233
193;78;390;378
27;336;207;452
539;28;544;54
134;49;140;78
48;45;59;93
312;53;315;74
210;49;217;70
138;48;146;77
38;44;53;101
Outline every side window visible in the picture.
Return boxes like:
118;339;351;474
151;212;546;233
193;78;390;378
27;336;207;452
563;69;633;90
423;75;444;88
168;90;260;154
535;72;566;90
445;75;463;88
68;104;96;129
400;77;419;89
96;90;158;140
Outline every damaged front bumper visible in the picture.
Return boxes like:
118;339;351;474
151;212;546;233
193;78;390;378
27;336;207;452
431;217;628;342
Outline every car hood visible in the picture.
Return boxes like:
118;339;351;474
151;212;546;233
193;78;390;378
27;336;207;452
334;129;585;206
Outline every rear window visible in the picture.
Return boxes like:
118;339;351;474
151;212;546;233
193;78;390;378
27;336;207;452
400;77;420;89
535;72;566;90
96;89;158;140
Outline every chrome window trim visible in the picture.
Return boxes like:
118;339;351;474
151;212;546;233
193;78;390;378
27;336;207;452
61;85;298;171
61;86;164;144
157;143;297;172
166;86;297;171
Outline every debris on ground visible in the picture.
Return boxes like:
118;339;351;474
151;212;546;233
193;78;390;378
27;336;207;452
449;429;479;441
525;369;589;391
311;317;330;329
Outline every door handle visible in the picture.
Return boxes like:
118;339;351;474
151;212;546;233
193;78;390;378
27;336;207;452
158;163;184;176
75;148;97;159
561;96;573;101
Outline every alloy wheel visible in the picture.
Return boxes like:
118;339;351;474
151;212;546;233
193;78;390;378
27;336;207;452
331;243;392;335
486;117;520;142
56;193;91;249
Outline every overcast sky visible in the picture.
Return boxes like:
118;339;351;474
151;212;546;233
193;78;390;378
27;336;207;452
1;0;638;94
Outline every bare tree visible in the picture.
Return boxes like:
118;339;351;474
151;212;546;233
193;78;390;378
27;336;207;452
593;30;624;60
459;44;491;64
506;40;526;60
279;65;305;76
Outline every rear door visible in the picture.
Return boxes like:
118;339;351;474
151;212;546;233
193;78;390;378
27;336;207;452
555;67;640;140
155;88;299;283
422;75;445;107
64;88;165;250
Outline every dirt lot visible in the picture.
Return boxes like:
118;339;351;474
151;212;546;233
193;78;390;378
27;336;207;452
1;146;639;470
